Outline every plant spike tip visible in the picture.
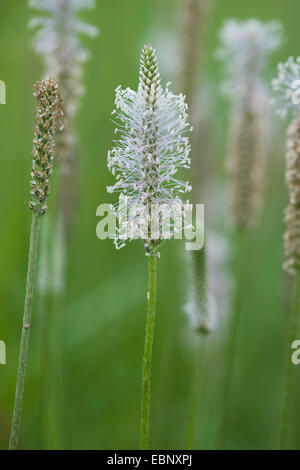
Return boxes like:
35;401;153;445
108;45;192;254
29;77;64;215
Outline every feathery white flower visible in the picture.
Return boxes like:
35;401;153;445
272;57;300;119
107;45;192;253
217;19;282;98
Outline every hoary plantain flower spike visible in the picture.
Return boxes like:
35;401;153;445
272;57;300;275
29;77;64;215
29;0;98;113
217;19;282;229
217;19;283;98
107;44;192;254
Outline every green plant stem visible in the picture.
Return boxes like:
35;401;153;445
140;253;157;450
9;212;41;450
185;335;207;449
279;270;300;450
219;230;246;449
44;215;66;450
34;212;66;449
43;287;65;450
34;291;53;448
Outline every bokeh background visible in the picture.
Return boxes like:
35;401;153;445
0;0;300;450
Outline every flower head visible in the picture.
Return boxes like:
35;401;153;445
29;77;64;215
217;19;282;98
29;0;98;113
107;45;192;253
272;57;300;119
29;0;98;65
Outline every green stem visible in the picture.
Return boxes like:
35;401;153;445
34;212;66;449
140;254;157;450
219;230;246;448
185;335;207;449
279;271;300;450
9;212;41;450
43;288;65;450
43;214;66;450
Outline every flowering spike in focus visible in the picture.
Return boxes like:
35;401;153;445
107;45;192;253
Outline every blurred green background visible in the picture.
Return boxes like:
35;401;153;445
0;0;300;450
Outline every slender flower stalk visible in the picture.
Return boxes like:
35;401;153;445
184;235;215;449
216;19;282;447
280;271;300;449
184;229;231;449
185;335;206;450
107;44;192;449
179;0;209;198
28;1;97;446
179;0;207;109
272;57;300;449
9;78;63;450
218;231;247;447
140;254;157;450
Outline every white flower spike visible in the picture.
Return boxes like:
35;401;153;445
272;57;300;119
107;45;192;254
